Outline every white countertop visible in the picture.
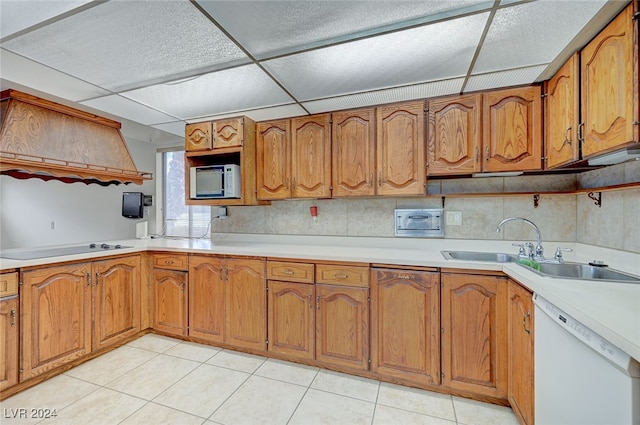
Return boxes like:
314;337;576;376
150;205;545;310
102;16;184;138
2;233;639;362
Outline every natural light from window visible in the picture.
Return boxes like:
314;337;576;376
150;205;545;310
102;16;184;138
163;151;211;239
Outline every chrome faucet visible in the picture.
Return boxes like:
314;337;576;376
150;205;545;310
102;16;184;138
496;217;544;260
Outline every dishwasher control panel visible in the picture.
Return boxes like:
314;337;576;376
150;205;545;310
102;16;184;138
395;208;444;238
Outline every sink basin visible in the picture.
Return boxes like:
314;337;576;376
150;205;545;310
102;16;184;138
441;251;518;263
518;261;640;283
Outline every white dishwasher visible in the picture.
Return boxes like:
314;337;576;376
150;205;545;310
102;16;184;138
534;294;640;425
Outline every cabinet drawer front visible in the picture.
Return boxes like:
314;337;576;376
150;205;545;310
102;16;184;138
154;254;188;270
0;272;19;297
316;265;369;287
267;261;314;283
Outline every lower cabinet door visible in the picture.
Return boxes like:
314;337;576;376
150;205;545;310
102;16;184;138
441;272;508;399
0;296;19;390
267;280;315;360
225;259;266;351
315;284;369;370
371;268;440;385
189;256;225;343
509;279;534;425
153;269;188;336
93;256;141;350
21;263;92;379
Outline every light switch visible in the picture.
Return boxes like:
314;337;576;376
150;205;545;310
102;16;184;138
446;211;462;226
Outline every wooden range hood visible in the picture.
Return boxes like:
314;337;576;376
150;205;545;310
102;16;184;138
0;90;152;185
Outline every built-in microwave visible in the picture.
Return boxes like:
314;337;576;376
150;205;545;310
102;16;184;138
189;164;241;199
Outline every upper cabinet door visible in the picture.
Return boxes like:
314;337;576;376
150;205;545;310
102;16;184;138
257;120;291;200
376;101;426;196
483;86;543;172
291;114;332;198
185;122;212;151
581;2;638;158
332;108;376;197
427;94;482;175
545;53;580;169
213;117;244;149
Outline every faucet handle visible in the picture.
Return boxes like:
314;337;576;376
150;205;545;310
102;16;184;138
512;243;526;257
554;247;573;262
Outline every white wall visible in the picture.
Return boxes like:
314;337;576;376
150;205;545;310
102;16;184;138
0;138;157;249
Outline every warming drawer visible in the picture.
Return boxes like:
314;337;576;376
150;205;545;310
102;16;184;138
395;208;444;238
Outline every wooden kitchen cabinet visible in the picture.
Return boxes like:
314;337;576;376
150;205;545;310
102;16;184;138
188;256;266;350
256;119;291;200
185;116;260;206
315;283;369;370
581;2;639;158
376;101;426;196
256;114;331;200
92;256;141;350
371;267;440;385
153;267;188;336
441;271;508;399
332;108;376;197
189;256;225;343
545;53;580;169
482;86;543;172
427;94;482;175
267;280;315;360
212;117;245;149
225;258;266;351
21;263;92;380
291;114;332;198
185;122;212;151
0;272;19;391
508;279;534;425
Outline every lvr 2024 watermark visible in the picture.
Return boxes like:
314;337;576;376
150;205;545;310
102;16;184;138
3;408;58;419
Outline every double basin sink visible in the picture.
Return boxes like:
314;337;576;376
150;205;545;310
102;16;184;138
441;250;640;283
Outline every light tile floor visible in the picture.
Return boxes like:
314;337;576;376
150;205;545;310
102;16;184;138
1;334;520;425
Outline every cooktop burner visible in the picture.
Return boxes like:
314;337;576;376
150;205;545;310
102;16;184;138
0;243;132;260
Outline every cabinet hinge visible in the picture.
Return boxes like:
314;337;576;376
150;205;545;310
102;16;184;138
632;11;639;20
368;358;371;364
633;121;640;126
441;327;445;333
441;372;445;378
541;93;548;98
18;281;23;286
19;368;23;373
265;339;269;345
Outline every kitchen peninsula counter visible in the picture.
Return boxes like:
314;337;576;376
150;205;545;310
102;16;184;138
2;233;639;362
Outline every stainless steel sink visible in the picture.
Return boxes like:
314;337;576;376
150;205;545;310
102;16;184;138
518;261;640;283
441;251;518;263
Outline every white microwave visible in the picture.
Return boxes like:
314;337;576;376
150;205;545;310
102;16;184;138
189;164;241;199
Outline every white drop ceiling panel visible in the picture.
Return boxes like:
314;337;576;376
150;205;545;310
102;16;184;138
465;65;549;92
0;48;110;101
198;0;490;58
151;122;187;138
2;1;250;92
302;78;465;114
0;0;92;39
80;95;179;126
263;12;489;102
472;0;608;73
121;65;295;120
193;104;309;124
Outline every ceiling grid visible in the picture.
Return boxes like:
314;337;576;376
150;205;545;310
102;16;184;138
0;0;628;146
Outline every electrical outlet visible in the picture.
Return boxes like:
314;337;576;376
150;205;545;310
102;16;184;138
218;206;228;219
446;211;462;226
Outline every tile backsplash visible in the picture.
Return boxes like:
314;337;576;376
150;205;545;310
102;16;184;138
212;162;639;253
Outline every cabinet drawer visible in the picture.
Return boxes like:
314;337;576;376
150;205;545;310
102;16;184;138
0;272;18;297
267;261;314;284
154;254;188;271
316;265;370;287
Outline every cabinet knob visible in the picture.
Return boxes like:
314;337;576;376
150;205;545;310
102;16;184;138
523;312;531;335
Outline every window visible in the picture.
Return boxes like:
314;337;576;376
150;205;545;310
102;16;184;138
163;150;211;238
